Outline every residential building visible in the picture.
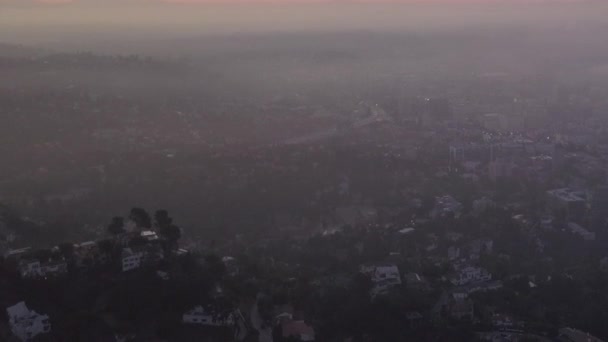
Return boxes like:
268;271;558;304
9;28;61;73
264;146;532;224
121;248;145;272
546;188;586;222
6;301;51;341
120;244;163;272
360;264;402;296
18;259;67;279
182;306;234;327
450;266;492;286
73;241;102;267
432;195;463;219
140;230;159;242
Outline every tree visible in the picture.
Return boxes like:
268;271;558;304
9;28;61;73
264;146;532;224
107;216;125;235
96;239;115;260
160;224;181;244
154;210;173;229
129;208;151;229
204;254;227;279
58;242;75;259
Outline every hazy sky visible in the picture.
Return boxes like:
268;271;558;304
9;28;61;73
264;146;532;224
1;0;605;53
0;0;594;3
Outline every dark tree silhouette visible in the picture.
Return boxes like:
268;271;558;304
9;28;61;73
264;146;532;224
107;216;125;235
160;225;181;255
160;224;181;242
129;208;151;229
154;209;173;229
58;242;75;259
97;239;115;260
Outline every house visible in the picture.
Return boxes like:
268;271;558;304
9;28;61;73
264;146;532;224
458;280;503;295
121;248;145;272
73;241;101;267
182;306;234;327
546;188;586;222
558;327;605;342
360;264;401;285
18;259;67;279
121;244;163;272
281;319;316;341
360;264;402;296
431;195;463;219
450;266;492;286
6;301;51;341
140;230;159;242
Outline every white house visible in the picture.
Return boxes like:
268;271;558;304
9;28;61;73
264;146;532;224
140;230;159;242
182;306;234;327
18;259;67;279
360;264;402;296
6;301;51;341
361;264;402;285
121;248;145;272
450;266;492;286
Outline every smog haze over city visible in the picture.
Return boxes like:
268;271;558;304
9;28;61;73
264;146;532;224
2;1;608;341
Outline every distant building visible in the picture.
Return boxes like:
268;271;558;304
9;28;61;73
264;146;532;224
121;248;145;272
450;266;492;286
6;301;51;341
432;195;463;219
182;306;234;327
120;244;164;272
546;188;586;222
488;158;518;181
73;241;103;267
482;113;507;132
360;264;402;297
140;230;159;242
18;259;67;279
